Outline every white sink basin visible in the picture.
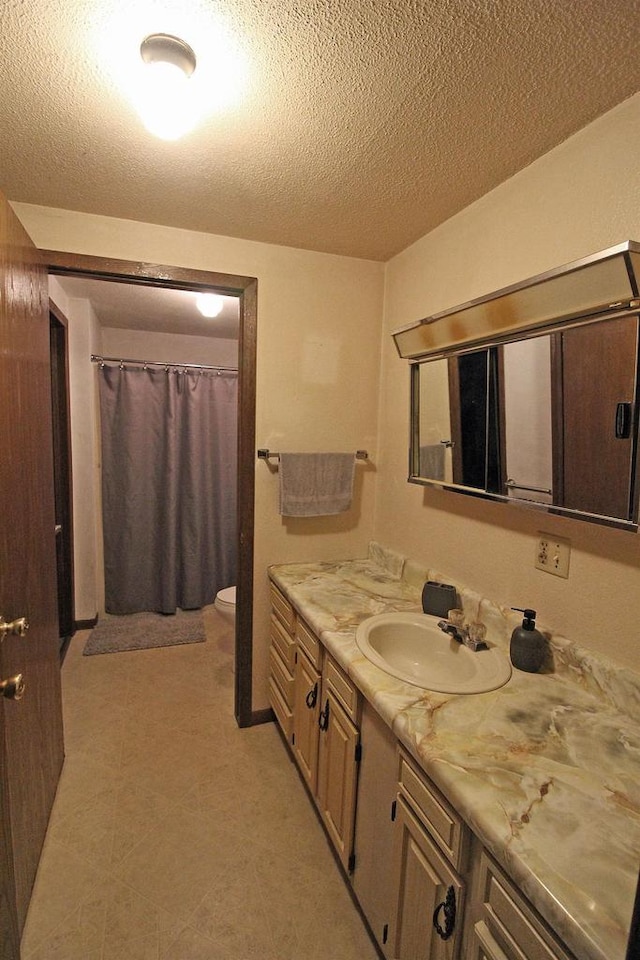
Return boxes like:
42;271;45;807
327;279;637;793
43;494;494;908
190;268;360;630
355;612;511;694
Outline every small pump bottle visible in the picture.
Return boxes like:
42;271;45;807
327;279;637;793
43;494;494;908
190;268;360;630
509;608;546;673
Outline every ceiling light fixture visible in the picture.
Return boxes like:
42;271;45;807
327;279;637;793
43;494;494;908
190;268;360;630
136;33;198;140
196;294;225;318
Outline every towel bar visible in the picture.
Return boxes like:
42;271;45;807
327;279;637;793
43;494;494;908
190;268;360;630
505;479;552;495
257;448;368;462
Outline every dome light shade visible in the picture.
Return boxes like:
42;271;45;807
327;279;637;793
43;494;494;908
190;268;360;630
140;34;196;76
136;33;198;140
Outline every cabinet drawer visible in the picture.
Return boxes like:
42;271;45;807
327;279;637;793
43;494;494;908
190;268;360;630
477;852;573;960
296;616;323;669
324;654;359;723
269;677;293;742
270;647;294;707
398;748;467;871
270;614;296;672
270;583;295;634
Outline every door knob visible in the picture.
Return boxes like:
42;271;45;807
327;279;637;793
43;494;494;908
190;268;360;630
0;674;26;701
0;616;29;640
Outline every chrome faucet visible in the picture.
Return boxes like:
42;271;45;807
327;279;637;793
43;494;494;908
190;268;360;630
437;617;488;652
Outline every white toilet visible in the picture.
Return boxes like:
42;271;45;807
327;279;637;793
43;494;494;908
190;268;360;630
214;586;236;625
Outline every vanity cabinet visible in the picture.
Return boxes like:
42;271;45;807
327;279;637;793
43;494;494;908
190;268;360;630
268;583;362;871
388;748;468;960
268;569;587;960
464;847;574;960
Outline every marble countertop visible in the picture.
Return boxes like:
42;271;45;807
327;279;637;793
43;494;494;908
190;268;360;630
269;549;640;960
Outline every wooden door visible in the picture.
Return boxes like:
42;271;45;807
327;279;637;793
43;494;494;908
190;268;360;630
316;688;359;871
351;701;398;956
0;191;65;952
555;316;638;519
390;796;464;960
292;648;321;794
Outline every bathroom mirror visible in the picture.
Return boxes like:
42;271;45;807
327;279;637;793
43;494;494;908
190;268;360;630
409;313;640;528
409;315;638;528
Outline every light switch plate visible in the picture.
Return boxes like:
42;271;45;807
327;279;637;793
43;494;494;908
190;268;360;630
535;534;571;578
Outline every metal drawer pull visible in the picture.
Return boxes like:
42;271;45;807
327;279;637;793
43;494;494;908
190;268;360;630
433;885;456;940
305;682;318;709
318;698;330;731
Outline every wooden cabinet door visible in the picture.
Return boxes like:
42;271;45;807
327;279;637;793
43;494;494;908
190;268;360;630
390;796;464;960
292;647;321;794
351;701;398;956
316;688;359;872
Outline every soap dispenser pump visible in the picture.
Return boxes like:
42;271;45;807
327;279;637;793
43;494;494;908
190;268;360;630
510;608;547;673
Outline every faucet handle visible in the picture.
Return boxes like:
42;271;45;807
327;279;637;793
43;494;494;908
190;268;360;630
468;621;486;643
447;608;465;627
467;621;488;650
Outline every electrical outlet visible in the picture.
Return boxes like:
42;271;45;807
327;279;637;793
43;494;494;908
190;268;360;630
535;534;571;578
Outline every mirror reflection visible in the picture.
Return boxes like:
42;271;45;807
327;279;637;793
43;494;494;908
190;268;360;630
411;314;640;527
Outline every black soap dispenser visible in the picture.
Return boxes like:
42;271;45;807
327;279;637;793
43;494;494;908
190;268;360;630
510;608;546;673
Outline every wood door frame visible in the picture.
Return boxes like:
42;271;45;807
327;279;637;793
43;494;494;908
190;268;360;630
42;250;259;728
49;301;76;656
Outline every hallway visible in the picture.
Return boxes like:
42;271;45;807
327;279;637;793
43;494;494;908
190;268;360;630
21;607;378;959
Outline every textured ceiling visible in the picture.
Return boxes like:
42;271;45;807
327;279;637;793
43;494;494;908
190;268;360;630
2;0;640;261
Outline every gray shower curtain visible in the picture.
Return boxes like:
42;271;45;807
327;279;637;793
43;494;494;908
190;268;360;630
99;364;237;615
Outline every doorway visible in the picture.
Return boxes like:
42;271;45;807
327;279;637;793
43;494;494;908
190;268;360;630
44;249;259;727
49;305;75;655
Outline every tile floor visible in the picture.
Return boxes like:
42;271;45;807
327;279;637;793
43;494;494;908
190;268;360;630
21;606;379;960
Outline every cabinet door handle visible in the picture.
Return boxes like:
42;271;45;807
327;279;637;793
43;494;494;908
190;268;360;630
615;401;632;439
305;682;318;709
318;698;330;731
433;885;456;940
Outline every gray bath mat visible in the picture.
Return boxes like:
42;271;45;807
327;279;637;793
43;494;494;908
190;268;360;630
83;609;206;656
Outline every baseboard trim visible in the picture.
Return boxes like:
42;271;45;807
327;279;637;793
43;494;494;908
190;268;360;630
74;614;98;631
237;707;274;728
59;634;73;663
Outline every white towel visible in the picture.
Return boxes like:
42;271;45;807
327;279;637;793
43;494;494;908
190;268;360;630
279;453;356;516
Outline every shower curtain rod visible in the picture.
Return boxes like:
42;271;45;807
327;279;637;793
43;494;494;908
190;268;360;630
91;355;238;373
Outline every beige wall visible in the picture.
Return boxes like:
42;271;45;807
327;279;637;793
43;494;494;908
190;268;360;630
100;327;239;369
377;92;640;670
25;212;384;709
